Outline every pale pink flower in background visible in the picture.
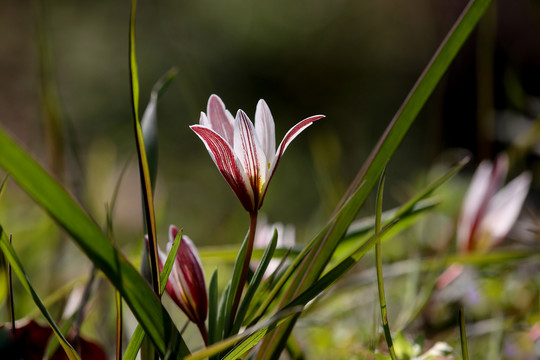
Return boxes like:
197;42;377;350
253;216;296;277
438;153;531;289
191;94;324;212
457;153;531;253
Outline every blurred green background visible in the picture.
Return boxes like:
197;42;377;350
1;0;540;358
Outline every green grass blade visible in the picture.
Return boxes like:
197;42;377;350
374;172;396;360
459;307;469;360
255;1;491;356
160;228;183;295
0;128;188;358
208;269;219;347
115;290;122;360
0;229;80;360
129;0;160;295
224;231;249;337
0;175;7;200
232;230;278;334
123;326;146;360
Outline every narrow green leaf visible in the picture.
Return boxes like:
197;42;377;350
232;230;278;334
0;175;7;200
0;129;188;358
129;0;160;295
115;291;122;360
224;232;249;337
208;269;219;346
255;1;491;356
0;229;80;360
160;228;183;295
123;326;146;360
459;307;469;360
374;172;396;360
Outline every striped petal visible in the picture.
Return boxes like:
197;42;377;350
207;94;235;144
191;124;255;211
477;171;531;251
255;99;276;163
234;110;267;209
168;226;208;323
457;154;508;252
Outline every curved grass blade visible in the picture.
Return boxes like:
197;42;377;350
232;230;278;334
0;229;80;360
129;0;160;295
0;175;7;200
123;229;183;360
255;1;491;355
374;172;396;359
0;129;188;358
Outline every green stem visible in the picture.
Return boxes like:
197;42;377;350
8;234;14;335
375;174;396;360
230;211;258;328
459;307;469;360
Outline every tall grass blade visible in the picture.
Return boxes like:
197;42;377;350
374;172;396;359
129;0;160;295
459;306;469;360
255;1;491;357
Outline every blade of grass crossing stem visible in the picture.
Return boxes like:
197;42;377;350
232;230;278;334
459;307;469;360
123;230;183;360
374;172;396;359
0;230;80;360
0;130;188;357
129;0;160;295
142;67;178;191
255;1;491;357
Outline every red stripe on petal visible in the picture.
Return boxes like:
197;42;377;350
191;125;255;211
207;94;235;144
234;111;267;207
